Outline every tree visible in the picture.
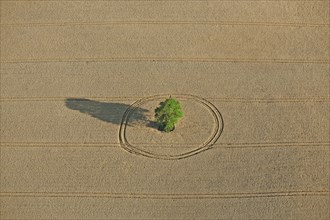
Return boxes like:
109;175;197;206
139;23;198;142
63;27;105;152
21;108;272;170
154;97;184;132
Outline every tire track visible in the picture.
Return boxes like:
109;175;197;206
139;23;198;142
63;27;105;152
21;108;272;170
1;191;328;200
0;142;328;148
1;96;329;103
119;94;224;160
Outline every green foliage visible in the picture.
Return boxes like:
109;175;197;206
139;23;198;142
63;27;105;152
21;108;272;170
154;97;184;132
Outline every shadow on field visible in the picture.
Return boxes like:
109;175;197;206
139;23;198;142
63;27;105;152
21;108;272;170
65;98;153;127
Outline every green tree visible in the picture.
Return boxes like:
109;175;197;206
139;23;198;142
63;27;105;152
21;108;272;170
154;97;184;132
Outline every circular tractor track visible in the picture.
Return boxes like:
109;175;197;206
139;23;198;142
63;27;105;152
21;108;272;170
119;94;224;160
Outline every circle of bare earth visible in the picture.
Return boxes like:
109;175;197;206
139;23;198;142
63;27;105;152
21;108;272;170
119;94;224;160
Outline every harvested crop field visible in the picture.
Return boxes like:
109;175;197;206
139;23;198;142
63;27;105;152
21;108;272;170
1;1;329;219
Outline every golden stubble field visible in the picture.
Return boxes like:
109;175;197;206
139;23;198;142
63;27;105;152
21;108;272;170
0;1;329;219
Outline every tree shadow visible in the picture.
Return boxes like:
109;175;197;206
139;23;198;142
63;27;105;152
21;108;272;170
65;98;152;127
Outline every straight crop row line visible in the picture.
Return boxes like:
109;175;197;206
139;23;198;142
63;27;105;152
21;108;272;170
1;142;328;148
1;21;328;27
1;190;328;199
1;58;329;64
0;96;329;102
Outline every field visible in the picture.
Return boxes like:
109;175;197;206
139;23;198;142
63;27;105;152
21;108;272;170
1;1;329;219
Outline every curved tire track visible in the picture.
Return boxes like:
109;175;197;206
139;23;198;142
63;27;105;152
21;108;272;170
119;94;224;160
